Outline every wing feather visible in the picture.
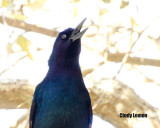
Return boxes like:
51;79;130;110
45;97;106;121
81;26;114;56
29;100;36;128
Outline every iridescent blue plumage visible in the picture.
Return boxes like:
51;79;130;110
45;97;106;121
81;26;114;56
29;19;92;128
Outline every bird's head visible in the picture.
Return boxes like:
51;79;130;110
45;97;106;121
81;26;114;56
49;18;88;67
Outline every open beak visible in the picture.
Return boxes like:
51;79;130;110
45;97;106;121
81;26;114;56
70;18;88;42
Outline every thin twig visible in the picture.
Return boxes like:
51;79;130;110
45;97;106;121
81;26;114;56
92;21;152;110
112;17;160;80
0;55;27;76
113;30;144;80
0;8;7;25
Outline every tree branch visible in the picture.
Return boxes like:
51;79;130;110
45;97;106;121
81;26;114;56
1;16;160;67
0;79;34;109
107;53;160;67
90;79;160;128
0;16;59;37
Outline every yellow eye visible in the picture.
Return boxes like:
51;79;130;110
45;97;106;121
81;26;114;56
61;34;67;39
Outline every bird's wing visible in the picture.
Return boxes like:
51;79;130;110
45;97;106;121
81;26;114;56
89;103;93;128
29;100;36;128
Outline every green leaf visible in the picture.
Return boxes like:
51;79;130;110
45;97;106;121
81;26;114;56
25;0;46;11
12;13;28;20
120;1;129;9
70;0;80;3
16;35;33;60
1;0;11;7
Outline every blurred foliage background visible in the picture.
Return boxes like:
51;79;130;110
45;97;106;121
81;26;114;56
0;0;160;128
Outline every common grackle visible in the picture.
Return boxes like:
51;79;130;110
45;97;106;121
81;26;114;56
29;18;93;128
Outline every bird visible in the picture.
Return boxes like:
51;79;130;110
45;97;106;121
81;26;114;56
29;18;93;128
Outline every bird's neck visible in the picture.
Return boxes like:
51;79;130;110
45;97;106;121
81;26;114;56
45;59;83;79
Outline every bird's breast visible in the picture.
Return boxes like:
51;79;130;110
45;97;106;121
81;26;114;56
33;77;90;128
38;78;88;110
